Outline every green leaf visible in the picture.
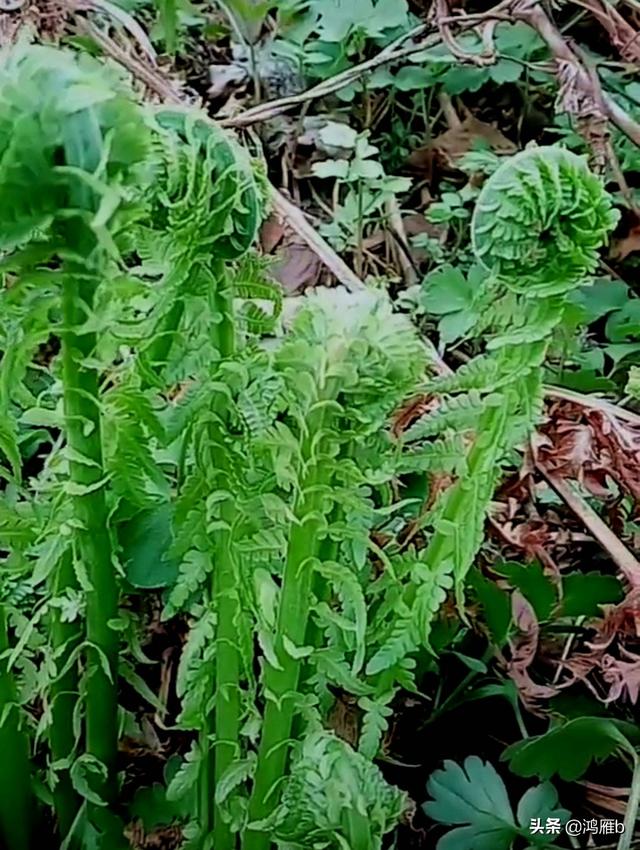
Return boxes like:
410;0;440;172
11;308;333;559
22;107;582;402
494;561;555;621
516;783;570;844
214;757;255;805
130;782;187;829
494;22;543;56
70;755;108;807
318;122;358;149
166;742;201;802
489;60;522;84
311;0;409;41
421;264;481;344
438;311;477;344
0;416;21;483
606;299;640;341
393;66;437;91
423;756;517;849
424;757;569;850
312;159;349;179
119;503;179;589
422;265;474;313
569;278;629;324
443;66;490;94
449;651;487;674
503;717;635;781
469;569;511;645
559;572;623;618
628;365;640;399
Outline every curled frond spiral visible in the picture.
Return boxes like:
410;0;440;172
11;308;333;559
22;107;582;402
272;730;407;848
471;146;619;296
149;107;263;260
0;43;150;249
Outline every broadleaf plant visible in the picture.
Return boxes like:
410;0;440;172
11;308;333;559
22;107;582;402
423;756;570;850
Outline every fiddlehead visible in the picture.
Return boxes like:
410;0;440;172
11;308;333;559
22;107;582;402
271;730;407;850
472;146;618;297
144;108;267;848
139;107;268;378
0;43;149;250
379;146;618;676
149;107;262;261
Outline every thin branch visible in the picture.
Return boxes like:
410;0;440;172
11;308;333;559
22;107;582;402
544;386;640;427
76;18;182;102
66;0;157;61
537;465;640;588
220;24;435;128
268;188;365;294
515;0;640;148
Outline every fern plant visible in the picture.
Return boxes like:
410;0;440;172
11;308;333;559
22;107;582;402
0;41;265;847
0;43;154;844
366;147;618;678
0;36;621;850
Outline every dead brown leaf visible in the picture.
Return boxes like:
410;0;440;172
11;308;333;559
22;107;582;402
601;645;640;703
536;400;640;510
572;0;640;64
126;823;183;850
502;593;558;713
408;115;516;173
260;214;322;293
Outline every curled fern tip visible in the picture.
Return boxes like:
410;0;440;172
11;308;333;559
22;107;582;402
471;146;619;296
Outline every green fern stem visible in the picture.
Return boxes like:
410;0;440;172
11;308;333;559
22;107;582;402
155;0;178;53
0;604;34;850
415;384;522;609
207;263;242;850
60;111;121;827
141;299;186;386
343;808;375;850
48;550;82;842
61;264;121;813
244;400;334;850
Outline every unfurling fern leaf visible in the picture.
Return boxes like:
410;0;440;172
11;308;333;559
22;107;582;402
0;44;150;250
271;730;407;849
389;146;619;666
472;146;618;296
138;107;268;379
150;107;262;261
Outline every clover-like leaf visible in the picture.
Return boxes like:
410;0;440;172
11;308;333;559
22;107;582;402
503;717;636;781
424;756;569;850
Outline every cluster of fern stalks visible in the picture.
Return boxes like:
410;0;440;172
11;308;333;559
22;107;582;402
0;41;617;850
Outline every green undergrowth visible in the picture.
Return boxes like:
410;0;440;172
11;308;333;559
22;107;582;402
0;29;634;850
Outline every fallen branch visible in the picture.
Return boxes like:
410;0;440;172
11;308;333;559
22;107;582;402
514;0;640;148
537;464;640;588
544;386;640;427
268;188;365;294
220;24;434;128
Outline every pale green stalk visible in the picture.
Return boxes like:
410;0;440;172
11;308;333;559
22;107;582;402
48;550;81;843
60;112;121;831
244;399;333;850
196;264;241;850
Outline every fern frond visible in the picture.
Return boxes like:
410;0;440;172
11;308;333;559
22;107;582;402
472;146;619;296
272;730;407;848
402;392;488;441
149;107;263;261
0;44;150;249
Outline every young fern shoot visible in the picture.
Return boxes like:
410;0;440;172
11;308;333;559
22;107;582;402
0;44;151;841
244;289;428;850
380;147;618;670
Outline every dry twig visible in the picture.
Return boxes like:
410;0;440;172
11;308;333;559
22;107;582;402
537;465;640;588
